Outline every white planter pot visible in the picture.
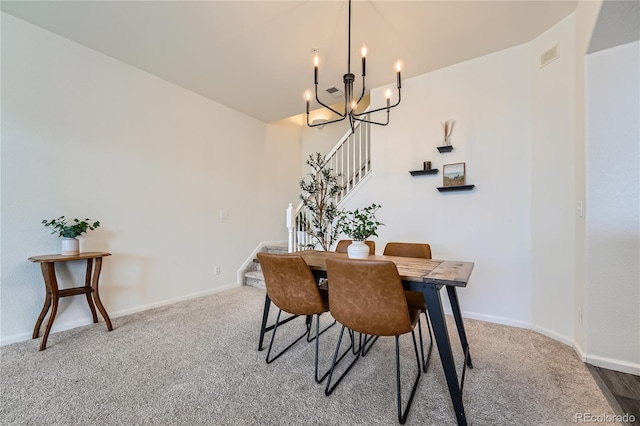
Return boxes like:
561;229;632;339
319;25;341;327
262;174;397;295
347;240;370;259
61;237;79;255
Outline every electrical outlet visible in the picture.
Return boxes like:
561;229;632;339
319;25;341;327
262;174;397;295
214;266;221;276
219;210;229;220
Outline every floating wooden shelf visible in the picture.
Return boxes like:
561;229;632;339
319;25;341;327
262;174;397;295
437;145;454;153
437;184;475;192
409;169;439;176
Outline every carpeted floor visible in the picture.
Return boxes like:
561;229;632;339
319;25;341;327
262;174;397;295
0;286;615;425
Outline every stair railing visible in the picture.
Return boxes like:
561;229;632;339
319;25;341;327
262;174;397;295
288;117;371;253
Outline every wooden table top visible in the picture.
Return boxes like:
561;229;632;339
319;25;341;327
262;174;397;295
28;252;112;263
295;250;474;287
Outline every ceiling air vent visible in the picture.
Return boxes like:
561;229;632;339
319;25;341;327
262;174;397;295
540;45;559;68
325;86;344;98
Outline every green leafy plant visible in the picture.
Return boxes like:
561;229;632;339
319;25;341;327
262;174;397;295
337;203;384;241
42;216;101;238
299;152;345;251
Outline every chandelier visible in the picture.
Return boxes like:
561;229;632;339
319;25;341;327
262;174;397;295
305;0;402;132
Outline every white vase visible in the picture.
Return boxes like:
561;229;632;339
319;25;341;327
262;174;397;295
347;240;370;259
61;237;79;255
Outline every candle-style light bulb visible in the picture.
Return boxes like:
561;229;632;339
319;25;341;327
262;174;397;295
305;90;311;113
361;44;367;77
395;60;402;72
385;89;391;108
313;51;319;84
395;60;402;89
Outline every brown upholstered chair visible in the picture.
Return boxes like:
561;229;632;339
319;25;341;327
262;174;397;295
324;258;424;425
257;252;334;383
383;242;434;372
334;239;376;254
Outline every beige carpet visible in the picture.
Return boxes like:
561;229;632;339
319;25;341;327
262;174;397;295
0;286;614;425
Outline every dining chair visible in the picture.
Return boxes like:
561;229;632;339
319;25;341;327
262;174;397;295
257;252;335;383
334;239;376;254
383;242;434;372
324;258;424;425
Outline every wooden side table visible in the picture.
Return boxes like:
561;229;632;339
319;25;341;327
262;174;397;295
28;252;113;350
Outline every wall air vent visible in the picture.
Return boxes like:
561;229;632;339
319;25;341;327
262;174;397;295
540;45;559;68
325;86;344;98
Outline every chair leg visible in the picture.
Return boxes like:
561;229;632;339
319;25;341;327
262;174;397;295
258;295;300;351
361;334;379;357
417;313;434;373
266;309;311;364
325;325;362;396
396;330;422;425
307;314;336;343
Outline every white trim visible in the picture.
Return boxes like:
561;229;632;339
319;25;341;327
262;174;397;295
573;340;588;362
0;283;239;347
236;240;287;283
585;354;640;376
530;324;573;346
442;307;531;330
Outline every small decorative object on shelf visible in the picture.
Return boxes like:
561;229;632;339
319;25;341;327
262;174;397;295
410;160;439;176
437;119;455;153
337;203;384;259
438;162;475;192
42;216;101;255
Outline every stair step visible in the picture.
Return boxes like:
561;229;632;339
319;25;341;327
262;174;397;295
244;270;265;289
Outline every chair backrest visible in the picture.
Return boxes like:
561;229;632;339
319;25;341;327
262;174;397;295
257;253;326;316
334;240;376;254
383;242;432;259
325;258;412;336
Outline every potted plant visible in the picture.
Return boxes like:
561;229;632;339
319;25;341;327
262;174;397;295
299;152;345;251
337;203;384;259
42;216;101;255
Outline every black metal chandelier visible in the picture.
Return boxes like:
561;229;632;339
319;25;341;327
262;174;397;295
305;0;401;132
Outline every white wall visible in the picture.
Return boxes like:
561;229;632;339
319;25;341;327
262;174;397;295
338;44;534;328
585;40;640;374
0;14;301;345
529;15;577;344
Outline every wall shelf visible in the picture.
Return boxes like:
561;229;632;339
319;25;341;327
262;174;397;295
437;145;454;153
409;169;439;176
437;184;475;192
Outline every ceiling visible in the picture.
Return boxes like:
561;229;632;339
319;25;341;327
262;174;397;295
1;1;579;123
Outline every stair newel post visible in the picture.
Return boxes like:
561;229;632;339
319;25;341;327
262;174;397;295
286;203;294;253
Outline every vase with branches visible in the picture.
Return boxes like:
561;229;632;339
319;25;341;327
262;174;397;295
42;216;101;255
442;119;455;146
337;203;384;258
299;152;345;251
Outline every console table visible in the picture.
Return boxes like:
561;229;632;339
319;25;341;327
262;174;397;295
28;252;113;350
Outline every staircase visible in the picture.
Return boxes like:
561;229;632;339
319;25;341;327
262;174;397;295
242;242;289;289
242;116;371;290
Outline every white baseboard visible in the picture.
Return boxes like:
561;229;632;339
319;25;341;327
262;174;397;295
442;307;531;330
530;324;573;346
585;354;640;376
0;283;239;347
573;340;588;362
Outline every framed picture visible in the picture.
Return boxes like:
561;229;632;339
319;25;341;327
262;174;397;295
443;162;466;187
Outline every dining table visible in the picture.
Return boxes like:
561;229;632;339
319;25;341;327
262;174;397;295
258;250;475;426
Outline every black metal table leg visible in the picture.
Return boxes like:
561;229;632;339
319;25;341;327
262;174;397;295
424;283;467;426
446;286;473;369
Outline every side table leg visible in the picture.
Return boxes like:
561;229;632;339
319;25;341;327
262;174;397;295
85;258;98;323
33;288;51;339
91;257;113;331
39;263;59;351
